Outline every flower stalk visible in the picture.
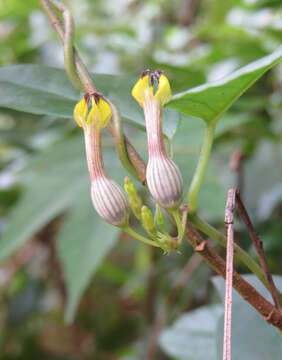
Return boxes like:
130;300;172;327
188;121;216;215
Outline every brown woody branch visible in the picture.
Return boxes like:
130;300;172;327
183;212;282;332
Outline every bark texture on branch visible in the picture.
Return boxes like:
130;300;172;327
184;221;282;332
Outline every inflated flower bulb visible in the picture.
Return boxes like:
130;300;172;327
132;70;183;209
74;93;128;227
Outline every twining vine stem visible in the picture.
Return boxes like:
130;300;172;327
39;0;146;183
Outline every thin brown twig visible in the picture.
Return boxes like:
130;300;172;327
223;189;236;360
146;253;202;359
183;210;282;332
235;190;282;313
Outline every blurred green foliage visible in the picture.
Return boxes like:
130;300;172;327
0;0;281;359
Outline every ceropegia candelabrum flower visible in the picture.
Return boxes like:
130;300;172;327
74;93;128;227
132;70;183;209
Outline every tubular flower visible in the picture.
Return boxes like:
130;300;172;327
74;93;128;227
132;70;183;209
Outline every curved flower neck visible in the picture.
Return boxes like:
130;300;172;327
143;95;166;159
83;124;107;181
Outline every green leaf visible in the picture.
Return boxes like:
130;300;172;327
167;47;282;124
0;174;87;264
160;275;282;360
213;275;282;360
56;190;118;323
216;303;282;360
0;133;89;264
160;305;223;360
0;64;178;137
0;134;124;321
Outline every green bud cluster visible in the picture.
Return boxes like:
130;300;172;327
123;177;181;253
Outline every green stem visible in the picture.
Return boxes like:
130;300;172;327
107;100;139;180
123;226;160;248
188;122;216;215
40;0;147;182
41;0;96;93
189;213;269;289
171;209;185;246
47;0;84;91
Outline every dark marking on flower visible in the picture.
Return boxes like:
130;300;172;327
92;92;102;104
141;69;150;78
84;92;91;103
154;69;162;83
150;74;155;87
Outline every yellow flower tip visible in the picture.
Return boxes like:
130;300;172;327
155;73;172;106
131;70;171;107
73;97;88;127
131;72;152;107
74;94;112;129
87;95;112;129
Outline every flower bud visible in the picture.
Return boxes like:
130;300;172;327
157;233;175;253
141;206;157;238
73;93;111;130
132;70;183;209
91;177;128;227
155;204;165;228
124;177;143;220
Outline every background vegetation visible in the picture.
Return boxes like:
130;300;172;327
0;0;281;359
